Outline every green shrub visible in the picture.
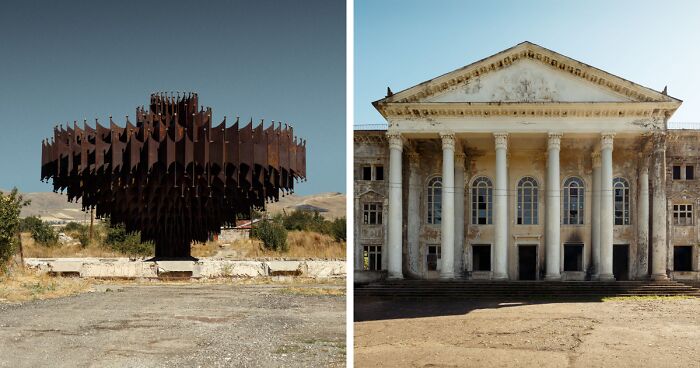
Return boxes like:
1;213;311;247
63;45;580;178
330;217;346;242
104;223;154;256
63;222;84;232
19;216;43;233
0;189;29;270
252;219;288;252
77;227;91;248
31;221;58;247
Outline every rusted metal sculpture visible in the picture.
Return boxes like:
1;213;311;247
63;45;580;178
41;93;306;258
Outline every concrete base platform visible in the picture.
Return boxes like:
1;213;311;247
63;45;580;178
25;258;346;279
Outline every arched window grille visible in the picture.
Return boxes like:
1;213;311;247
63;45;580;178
427;176;442;224
517;176;538;225
563;177;584;225
613;177;630;225
471;177;493;225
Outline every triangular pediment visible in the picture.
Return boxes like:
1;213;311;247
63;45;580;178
424;58;631;103
375;42;681;108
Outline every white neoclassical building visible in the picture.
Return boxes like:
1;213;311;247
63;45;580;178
354;42;700;281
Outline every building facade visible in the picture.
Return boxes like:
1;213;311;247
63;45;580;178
354;42;700;281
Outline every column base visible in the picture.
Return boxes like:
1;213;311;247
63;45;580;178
387;271;404;280
492;272;508;280
650;273;668;281
544;274;561;281
439;272;455;280
598;273;615;281
591;273;600;281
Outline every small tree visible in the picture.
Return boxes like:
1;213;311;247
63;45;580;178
252;218;288;252
330;217;346;242
19;216;43;233
0;188;30;271
31;221;59;247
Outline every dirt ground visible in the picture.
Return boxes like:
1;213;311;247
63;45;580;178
0;283;345;368
355;297;700;368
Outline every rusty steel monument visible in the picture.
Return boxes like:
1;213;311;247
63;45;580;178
41;92;306;259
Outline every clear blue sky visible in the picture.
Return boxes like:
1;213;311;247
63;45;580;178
0;0;345;195
355;0;700;125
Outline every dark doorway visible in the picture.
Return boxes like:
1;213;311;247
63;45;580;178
472;245;491;271
674;246;693;271
518;245;537;280
564;243;584;271
427;245;441;271
613;244;629;281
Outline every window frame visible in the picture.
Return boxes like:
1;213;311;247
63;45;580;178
362;202;382;225
673;204;694;226
426;176;443;225
363;244;382;271
471;176;493;225
562;177;585;225
516;176;539;225
613;177;630;225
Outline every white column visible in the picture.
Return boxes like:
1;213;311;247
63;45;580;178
599;133;615;281
637;153;650;279
545;133;562;280
387;132;404;279
591;152;601;279
354;196;363;270
493;133;509;280
454;153;466;277
440;132;455;279
651;133;668;280
407;152;421;276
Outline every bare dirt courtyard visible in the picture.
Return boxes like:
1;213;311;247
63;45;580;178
0;282;345;368
355;297;700;368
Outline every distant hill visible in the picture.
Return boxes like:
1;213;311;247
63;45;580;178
7;190;346;222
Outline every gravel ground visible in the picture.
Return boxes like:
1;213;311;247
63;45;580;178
0;283;345;368
355;297;700;367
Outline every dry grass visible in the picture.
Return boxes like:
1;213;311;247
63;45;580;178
0;266;94;303
191;241;221;258
278;286;346;296
20;233;127;258
222;230;345;259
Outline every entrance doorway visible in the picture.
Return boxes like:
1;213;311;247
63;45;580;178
518;245;537;280
427;245;441;271
472;244;491;271
674;246;693;271
613;244;629;281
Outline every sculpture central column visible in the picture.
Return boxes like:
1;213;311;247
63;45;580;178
454;153;466;277
591;152;601;279
651;133;668;280
387;132;404;279
599;133;615;281
493;133;509;280
440;132;455;279
546;133;562;280
407;151;421;276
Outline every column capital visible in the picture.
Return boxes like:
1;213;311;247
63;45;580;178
440;132;456;151
547;132;563;150
386;131;403;151
591;151;601;168
493;132;508;150
601;132;615;150
455;152;466;169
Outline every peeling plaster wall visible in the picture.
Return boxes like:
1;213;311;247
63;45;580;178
425;59;630;103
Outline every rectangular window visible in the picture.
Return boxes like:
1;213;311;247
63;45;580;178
686;165;694;180
673;246;693;272
563;243;584;272
363;203;382;225
673;204;693;226
375;166;384;181
362;166;372;180
472;245;491;271
673;165;681;180
363;245;382;271
427;245;441;271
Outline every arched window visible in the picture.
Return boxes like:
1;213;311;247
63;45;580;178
427;176;442;224
613;177;630;225
563;177;584;225
517;177;538;225
471;177;493;225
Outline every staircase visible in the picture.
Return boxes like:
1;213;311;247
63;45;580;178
355;279;700;300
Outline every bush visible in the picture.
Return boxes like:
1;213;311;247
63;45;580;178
19;216;43;233
104;223;154;256
77;227;91;248
330;217;346;242
252;219;288;252
31;221;58;247
0;188;29;270
63;222;84;232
